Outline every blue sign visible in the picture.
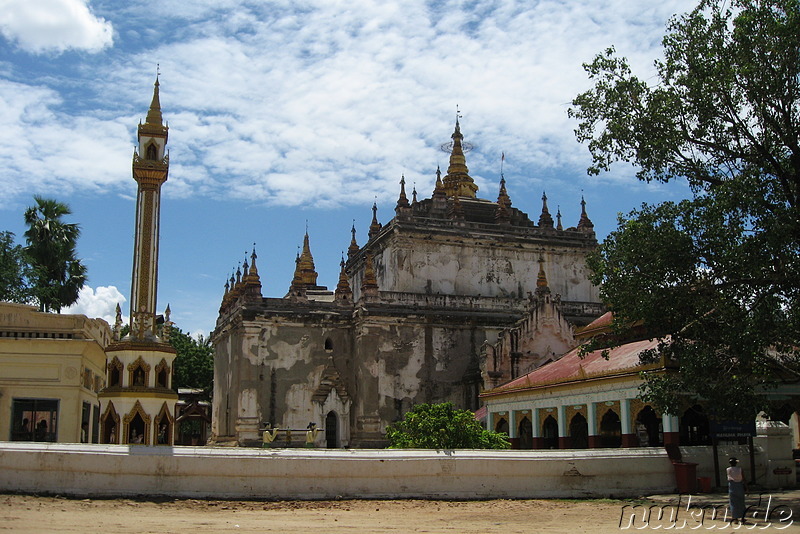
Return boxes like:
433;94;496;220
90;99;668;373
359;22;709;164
710;420;756;439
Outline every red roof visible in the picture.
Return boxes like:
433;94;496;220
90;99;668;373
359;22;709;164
482;338;664;397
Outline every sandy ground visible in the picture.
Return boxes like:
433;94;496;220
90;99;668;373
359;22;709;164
2;493;799;533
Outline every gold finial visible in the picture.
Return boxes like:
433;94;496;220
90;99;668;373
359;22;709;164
537;257;548;288
538;191;554;228
442;113;477;198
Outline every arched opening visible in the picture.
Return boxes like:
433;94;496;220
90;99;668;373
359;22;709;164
128;413;146;444
101;402;119;444
324;338;334;352
157;368;168;388
108;357;123;387
542;415;559;449
154;403;172;445
599;409;622;448
494;418;509;435
569;413;589;449
145;143;158;160
325;411;339;448
636;405;663;446
680;405;711;445
518;417;533;449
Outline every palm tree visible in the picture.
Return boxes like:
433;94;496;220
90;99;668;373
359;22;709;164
23;196;87;312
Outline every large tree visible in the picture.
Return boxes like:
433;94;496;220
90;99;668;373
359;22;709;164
23;196;87;313
569;0;800;420
0;231;32;303
169;326;214;398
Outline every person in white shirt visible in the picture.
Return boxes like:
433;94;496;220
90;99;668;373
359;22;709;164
726;457;747;523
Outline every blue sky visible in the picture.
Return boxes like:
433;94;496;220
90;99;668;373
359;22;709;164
0;0;696;338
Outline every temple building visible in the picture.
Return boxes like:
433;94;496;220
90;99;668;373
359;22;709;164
211;118;605;447
98;78;178;446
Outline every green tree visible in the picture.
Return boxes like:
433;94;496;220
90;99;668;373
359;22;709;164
169;325;214;398
23;196;87;312
569;0;800;420
0;231;32;303
385;402;510;449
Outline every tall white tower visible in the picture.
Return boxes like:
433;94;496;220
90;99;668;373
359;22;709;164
99;77;178;446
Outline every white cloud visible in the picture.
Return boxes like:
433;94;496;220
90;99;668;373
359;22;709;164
64;285;127;325
0;0;698;209
0;0;113;54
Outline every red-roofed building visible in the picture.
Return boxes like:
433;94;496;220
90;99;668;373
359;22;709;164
480;312;686;449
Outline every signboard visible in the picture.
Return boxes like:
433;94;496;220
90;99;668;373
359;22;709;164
710;420;756;439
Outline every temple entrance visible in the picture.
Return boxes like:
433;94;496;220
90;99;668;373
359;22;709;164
325;411;339;448
518;417;533;449
569;413;588;449
636;405;663;446
680;405;711;445
542;415;558;449
599;409;621;448
495;418;509;435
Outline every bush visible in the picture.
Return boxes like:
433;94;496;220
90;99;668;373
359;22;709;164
385;402;510;449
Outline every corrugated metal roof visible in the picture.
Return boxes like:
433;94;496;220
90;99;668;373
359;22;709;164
483;338;664;396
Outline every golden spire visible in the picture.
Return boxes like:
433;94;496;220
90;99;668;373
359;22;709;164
536;257;549;288
244;245;262;299
296;231;319;286
360;253;379;297
495;175;511;224
348;222;359;258
442;116;478;198
368;202;382;239
335;255;352;302
395;174;411;219
139;76;168;139
538;191;554;228
577;195;595;232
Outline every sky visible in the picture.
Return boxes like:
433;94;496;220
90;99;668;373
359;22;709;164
0;0;698;339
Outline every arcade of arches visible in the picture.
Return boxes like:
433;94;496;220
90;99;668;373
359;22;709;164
487;399;719;449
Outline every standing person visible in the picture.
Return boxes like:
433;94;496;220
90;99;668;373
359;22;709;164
727;457;747;524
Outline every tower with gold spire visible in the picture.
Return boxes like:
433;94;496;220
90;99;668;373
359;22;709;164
99;77;178;446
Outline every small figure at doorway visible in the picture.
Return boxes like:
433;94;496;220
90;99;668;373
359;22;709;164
261;423;279;448
157;423;168;444
305;422;320;448
81;422;89;443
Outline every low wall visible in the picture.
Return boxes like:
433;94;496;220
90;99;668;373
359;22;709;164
0;443;675;499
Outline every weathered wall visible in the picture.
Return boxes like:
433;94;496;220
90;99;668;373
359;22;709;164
0;443;677;499
351;228;599;305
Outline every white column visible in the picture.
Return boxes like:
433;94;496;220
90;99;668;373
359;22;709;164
530;408;540;438
587;402;597;436
662;413;680;433
508;410;518;439
487;411;495;432
620;399;631;435
557;405;567;437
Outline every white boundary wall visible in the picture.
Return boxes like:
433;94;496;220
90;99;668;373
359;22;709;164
0;443;676;499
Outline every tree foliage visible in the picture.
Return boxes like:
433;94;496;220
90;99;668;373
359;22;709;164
0;231;32;303
169;325;214;398
23;196;87;312
385;402;510;449
570;0;800;420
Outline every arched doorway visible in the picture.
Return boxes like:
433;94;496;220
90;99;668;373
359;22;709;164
128;413;146;444
599;409;622;448
680;405;711;445
636;406;663;446
101;403;119;444
542;415;559;449
569;413;589;449
495;418;509;435
325;411;339;448
518;417;533;449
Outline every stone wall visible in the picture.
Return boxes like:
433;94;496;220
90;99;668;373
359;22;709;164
0;443;676;499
